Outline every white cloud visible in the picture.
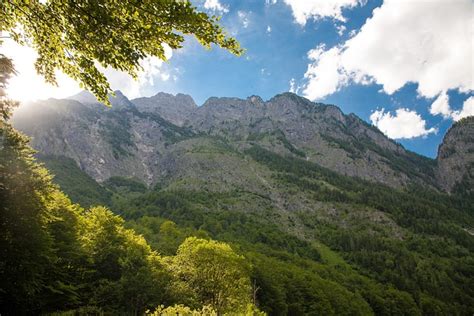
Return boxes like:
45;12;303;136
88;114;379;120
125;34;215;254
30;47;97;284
430;93;474;121
3;40;173;101
265;0;277;5
160;73;170;81
302;44;348;100
283;0;364;25
289;78;300;93
370;108;437;139
266;25;272;33
301;0;473;101
238;11;250;28
452;97;474;121
336;24;346;36
203;0;228;14
429;92;451;118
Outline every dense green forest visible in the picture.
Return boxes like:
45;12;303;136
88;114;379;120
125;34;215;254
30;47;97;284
3;115;473;314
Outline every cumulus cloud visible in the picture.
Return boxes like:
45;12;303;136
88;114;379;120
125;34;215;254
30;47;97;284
429;92;451;118
283;0;364;25
430;93;474;121
452;97;474;121
303;44;348;100
203;0;228;14
3;40;173;101
301;0;473;101
370;108;437;139
266;25;272;33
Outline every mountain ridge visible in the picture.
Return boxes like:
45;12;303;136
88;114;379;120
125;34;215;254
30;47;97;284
11;90;470;193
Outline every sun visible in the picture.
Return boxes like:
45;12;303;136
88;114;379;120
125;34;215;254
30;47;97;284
3;40;81;102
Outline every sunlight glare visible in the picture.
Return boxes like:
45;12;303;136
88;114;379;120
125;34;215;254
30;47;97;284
2;40;81;102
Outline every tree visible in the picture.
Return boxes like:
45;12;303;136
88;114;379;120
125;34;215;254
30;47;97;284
1;0;242;105
0;55;18;121
79;206;170;314
0;55;54;311
147;304;218;316
169;237;252;315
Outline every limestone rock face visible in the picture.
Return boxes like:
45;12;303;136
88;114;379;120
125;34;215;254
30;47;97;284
13;91;442;189
12;93;192;185
186;92;435;187
133;92;197;126
436;116;474;193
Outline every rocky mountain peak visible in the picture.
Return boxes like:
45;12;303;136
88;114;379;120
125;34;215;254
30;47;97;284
146;92;196;107
132;92;196;126
109;90;135;109
68;90;100;105
68;90;134;109
437;116;474;193
201;96;249;108
12;90;455;191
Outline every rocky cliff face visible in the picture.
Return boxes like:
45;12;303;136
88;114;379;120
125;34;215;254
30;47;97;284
133;92;197;126
437;116;474;193
12;92;193;184
185;93;435;187
13;91;441;189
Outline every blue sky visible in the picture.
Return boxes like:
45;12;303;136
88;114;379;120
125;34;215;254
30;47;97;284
5;0;473;158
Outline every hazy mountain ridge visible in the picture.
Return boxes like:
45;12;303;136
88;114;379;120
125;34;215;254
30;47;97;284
12;90;458;191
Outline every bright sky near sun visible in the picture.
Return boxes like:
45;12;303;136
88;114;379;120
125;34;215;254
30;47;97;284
2;0;473;157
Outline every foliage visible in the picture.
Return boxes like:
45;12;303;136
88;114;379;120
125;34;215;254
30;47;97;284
0;123;56;312
2;0;242;105
0;55;18;121
148;304;217;316
167;237;252;314
105;145;474;314
38;154;112;207
122;189;322;261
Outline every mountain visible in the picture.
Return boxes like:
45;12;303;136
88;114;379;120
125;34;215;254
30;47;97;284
436;116;474;195
13;91;438;189
133;92;197;126
10;91;474;314
13;92;194;184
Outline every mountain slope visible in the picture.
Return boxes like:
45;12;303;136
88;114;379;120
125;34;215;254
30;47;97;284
437;116;474;195
13;92;194;184
13;91;437;189
186;92;437;187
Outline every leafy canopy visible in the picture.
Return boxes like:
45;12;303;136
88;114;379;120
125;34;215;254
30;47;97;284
0;55;18;121
169;237;252;314
1;0;243;105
